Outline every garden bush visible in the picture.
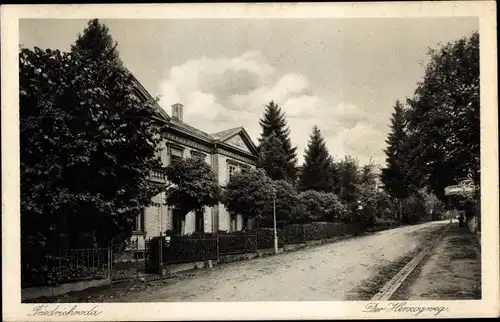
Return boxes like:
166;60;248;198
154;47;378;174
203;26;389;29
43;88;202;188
298;190;347;223
401;194;427;224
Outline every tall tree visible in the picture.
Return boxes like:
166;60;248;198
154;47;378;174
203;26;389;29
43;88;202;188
165;157;221;223
404;31;480;200
258;101;298;181
381;100;411;202
299;126;334;192
257;132;288;181
71;19;122;66
20;19;165;254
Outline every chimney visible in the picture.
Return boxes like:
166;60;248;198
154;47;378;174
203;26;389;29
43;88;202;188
172;103;184;121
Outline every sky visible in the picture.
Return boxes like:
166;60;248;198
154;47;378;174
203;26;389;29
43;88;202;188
19;18;478;167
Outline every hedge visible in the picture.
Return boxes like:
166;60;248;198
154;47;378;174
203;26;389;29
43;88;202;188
282;222;349;244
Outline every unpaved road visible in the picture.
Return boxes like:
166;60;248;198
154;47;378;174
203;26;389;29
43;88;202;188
112;221;449;302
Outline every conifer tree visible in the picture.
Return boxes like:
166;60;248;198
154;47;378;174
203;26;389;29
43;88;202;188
299;126;334;192
258;101;298;181
381;100;410;199
381;100;410;219
257;132;288;181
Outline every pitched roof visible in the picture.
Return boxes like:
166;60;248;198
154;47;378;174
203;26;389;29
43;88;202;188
127;70;258;157
210;127;243;141
169;118;214;141
128;72;170;122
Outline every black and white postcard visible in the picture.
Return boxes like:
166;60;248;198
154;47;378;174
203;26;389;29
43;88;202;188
1;2;498;321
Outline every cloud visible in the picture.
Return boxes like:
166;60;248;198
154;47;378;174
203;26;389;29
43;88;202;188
158;52;386;166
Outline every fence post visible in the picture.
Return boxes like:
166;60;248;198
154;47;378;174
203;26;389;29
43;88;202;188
216;233;220;261
158;237;163;275
107;242;112;283
135;236;139;279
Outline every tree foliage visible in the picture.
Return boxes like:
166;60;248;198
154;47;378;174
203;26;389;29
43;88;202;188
335;156;361;204
20;19;166;250
299;126;334;192
360;163;377;187
261;180;304;227
165;157;221;219
404;31;480;200
258;101;298;181
401;193;428;224
257;132;289;181
381;100;411;199
222;168;275;225
297;190;346;223
355;184;398;224
71;19;122;66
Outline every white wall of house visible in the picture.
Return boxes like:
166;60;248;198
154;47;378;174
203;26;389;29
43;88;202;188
216;153;255;232
135;137;256;241
144;192;169;237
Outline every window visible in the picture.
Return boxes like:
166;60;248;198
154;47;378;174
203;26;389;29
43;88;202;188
230;215;237;232
172;208;183;234
170;148;183;165
228;163;238;181
191;151;206;161
195;210;204;233
132;209;145;232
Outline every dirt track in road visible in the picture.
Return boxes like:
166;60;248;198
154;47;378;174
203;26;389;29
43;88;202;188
103;221;448;302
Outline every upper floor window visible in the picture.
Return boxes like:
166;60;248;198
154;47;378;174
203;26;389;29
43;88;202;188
191;151;206;161
228;163;239;181
170;147;183;165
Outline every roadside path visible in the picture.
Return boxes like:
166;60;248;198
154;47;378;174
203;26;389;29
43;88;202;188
391;224;481;300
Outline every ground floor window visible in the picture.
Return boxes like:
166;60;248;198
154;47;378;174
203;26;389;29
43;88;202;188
132;209;145;232
172;208;183;234
195;210;204;233
230;215;237;232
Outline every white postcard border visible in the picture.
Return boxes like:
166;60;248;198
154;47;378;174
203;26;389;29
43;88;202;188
2;2;498;320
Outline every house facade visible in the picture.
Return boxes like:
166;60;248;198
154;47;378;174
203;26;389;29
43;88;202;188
130;77;259;250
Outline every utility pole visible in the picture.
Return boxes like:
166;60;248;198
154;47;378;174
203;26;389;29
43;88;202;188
273;186;278;255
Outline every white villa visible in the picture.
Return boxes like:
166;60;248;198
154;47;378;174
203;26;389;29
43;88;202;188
130;76;259;249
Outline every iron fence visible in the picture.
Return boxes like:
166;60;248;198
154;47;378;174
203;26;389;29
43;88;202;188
110;238;147;281
21;248;110;288
23;221;401;287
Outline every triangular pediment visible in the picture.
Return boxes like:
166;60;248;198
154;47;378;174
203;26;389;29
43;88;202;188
224;133;252;153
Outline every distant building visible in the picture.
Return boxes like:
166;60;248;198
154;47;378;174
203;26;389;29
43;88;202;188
372;165;385;192
130;76;259;249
